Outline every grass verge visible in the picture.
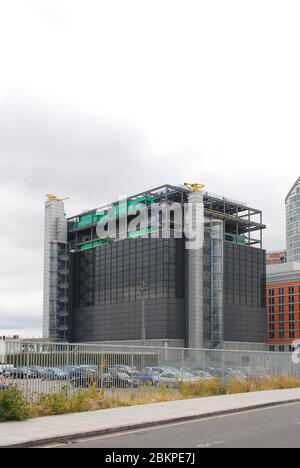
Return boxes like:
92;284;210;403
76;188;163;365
1;375;300;422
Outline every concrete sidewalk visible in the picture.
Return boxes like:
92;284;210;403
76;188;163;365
1;388;300;448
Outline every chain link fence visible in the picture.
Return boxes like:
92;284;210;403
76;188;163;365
0;341;299;401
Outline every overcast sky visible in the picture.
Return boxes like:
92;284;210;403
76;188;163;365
0;0;299;337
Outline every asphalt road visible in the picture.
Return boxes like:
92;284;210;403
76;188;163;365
53;402;300;449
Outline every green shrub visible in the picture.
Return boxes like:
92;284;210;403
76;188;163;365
0;386;29;422
33;387;69;416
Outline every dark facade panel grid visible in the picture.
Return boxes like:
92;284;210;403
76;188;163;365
70;237;265;345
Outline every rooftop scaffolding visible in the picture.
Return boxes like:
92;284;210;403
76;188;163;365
68;184;266;249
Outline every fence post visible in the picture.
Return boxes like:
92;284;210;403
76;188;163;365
66;343;69;368
222;350;225;384
131;347;134;372
26;343;30;401
3;340;7;367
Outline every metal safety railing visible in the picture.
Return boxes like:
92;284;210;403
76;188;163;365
0;341;299;401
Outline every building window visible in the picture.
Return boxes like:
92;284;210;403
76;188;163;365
279;345;285;352
279;315;284;326
288;286;294;296
289;303;295;313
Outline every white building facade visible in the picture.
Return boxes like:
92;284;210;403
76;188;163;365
286;177;300;263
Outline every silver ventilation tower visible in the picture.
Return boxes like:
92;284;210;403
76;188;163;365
186;190;205;349
43;196;68;341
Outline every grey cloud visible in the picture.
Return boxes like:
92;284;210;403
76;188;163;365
0;97;165;202
0;314;42;330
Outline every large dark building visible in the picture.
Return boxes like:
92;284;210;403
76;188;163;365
43;184;266;350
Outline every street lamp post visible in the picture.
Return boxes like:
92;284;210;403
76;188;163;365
139;281;147;346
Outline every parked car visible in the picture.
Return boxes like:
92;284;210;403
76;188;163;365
0;365;14;376
78;365;98;372
7;367;32;380
63;366;81;379
40;368;68;381
107;365;138;377
71;368;111;389
189;370;213;380
157;371;199;388
146;366;178;375
134;370;160;386
109;371;139;388
30;366;50;379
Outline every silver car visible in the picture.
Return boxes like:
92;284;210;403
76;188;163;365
158;371;199;387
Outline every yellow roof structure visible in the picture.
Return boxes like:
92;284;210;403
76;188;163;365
184;183;205;192
46;194;70;202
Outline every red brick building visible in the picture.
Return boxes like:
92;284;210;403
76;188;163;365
267;263;300;352
267;250;286;265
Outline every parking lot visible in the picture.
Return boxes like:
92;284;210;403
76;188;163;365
0;362;273;401
1;341;300;401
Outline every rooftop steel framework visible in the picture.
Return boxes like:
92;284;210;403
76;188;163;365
68;184;266;248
